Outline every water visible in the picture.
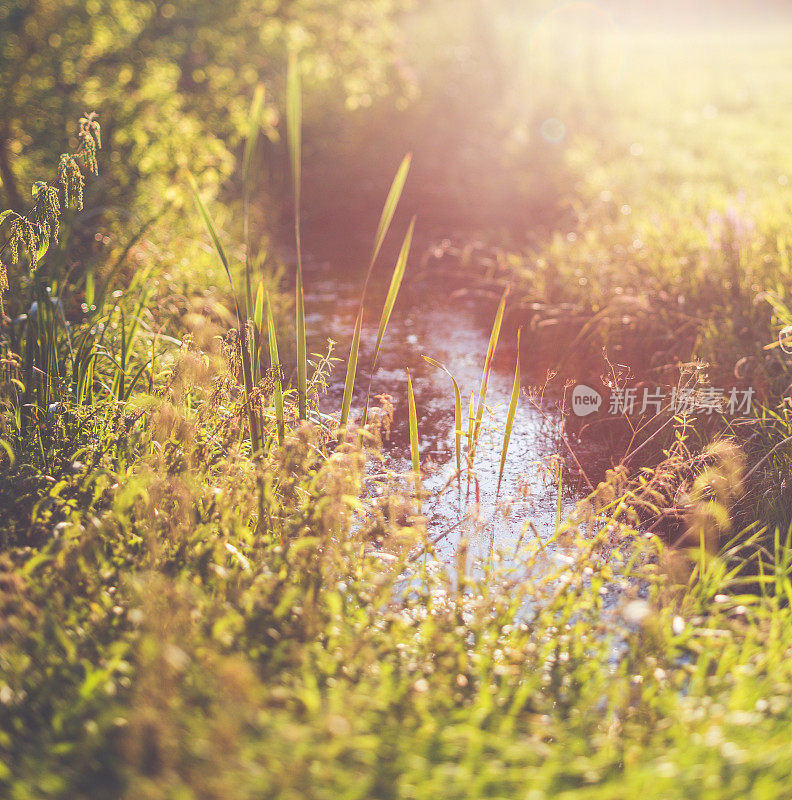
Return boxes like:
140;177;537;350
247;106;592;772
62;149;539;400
303;241;607;563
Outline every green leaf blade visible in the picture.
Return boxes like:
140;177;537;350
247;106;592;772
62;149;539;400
266;292;285;446
497;328;522;495
360;217;415;429
471;286;509;463
407;369;421;506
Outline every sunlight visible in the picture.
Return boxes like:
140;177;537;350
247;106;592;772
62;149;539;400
4;0;792;794
527;1;625;86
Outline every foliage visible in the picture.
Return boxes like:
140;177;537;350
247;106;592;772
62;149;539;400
0;0;411;311
3;6;792;799
0;113;100;315
2;365;792;798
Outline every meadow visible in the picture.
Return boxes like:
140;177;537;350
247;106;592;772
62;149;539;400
2;2;792;797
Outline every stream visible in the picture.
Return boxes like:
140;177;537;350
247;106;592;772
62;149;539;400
304;238;609;564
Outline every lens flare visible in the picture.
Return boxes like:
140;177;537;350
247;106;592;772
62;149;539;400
540;117;567;143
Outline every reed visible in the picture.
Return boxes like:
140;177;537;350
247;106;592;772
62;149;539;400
497;327;521;495
266;290;286;446
187;172;260;450
469;287;508;465
359;216;416;431
286;52;307;421
253;279;265;385
466;390;475;470
339;154;412;434
243;84;266;322
407;369;421;507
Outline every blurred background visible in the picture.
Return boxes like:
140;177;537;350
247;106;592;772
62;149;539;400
2;0;792;283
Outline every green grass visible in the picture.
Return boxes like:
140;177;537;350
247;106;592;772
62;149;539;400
340;154;412;435
3;16;792;800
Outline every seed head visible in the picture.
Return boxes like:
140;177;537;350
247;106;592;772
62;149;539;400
31;183;61;243
58;154;85;210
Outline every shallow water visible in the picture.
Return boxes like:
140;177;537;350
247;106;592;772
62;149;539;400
304;243;608;562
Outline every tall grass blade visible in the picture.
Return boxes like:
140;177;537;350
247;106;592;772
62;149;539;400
556;457;564;533
74;331;96;406
370;154;412;275
123;358;152;402
466;390;475;467
407;369;421;507
115;308;126;402
422;355;462;476
369;217;415;376
266;291;286;446
243;84;266;319
470;286;509;463
359;217;415;430
286;52;302;212
253;278;265;384
287;52;307;420
85;265;95;309
123;271;151;362
339;154;412;432
497;328;521;495
339;315;363;434
187;171;260;450
187;172;237;303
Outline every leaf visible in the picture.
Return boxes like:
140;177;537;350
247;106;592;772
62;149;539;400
466;390;475;467
407;369;421;505
266;291;285;446
286;52;302;210
243;84;266;190
187;171;236;302
370;154;412;273
339;155;412;431
370;217;415;379
286;52;307;420
243;84;266;319
187;170;258;449
360;217;415;430
497;328;522;495
470;286;509;464
339;312;363;432
295;263;307;421
253;278;265;384
0;439;14;468
34;229;49;264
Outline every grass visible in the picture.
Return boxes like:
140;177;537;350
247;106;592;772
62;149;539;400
469;287;507;467
422;355;463;476
3;14;792;800
497;327;521;495
339;154;412;435
359;214;415;432
287;51;307;422
407;367;420;504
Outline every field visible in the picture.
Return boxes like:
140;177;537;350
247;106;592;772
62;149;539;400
2;2;792;797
